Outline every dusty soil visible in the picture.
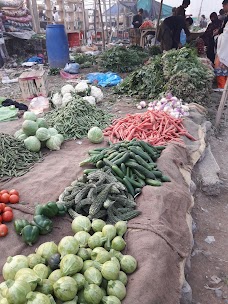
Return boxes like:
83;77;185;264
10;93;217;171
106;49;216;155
188;93;228;304
0;69;228;304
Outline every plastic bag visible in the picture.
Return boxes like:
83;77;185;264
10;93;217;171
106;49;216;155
0;105;18;122
86;72;122;87
180;29;186;46
60;70;80;80
28;96;49;115
64;63;80;74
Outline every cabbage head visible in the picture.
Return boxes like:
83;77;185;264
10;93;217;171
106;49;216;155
24;136;41;152
36;128;50;142
2;255;28;280
23;111;37;121
53;276;77;301
87;127;104;144
22;120;38;136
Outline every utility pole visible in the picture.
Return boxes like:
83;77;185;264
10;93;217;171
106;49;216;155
197;0;204;22
154;0;163;45
98;0;106;50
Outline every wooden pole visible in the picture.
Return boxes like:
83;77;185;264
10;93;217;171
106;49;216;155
82;0;87;44
117;0;119;36
98;0;106;50
103;0;109;43
29;0;41;33
154;0;163;45
215;79;228;128
94;0;97;43
109;0;112;29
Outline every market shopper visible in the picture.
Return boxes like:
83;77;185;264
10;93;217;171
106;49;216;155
132;8;144;29
158;16;193;51
218;9;226;21
199;15;207;28
175;0;190;17
201;12;222;63
214;22;228;91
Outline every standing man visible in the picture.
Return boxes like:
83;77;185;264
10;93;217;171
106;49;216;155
175;0;190;17
158;16;193;51
200;15;207;28
132;8;144;28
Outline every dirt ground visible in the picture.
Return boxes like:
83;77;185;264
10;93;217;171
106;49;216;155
0;70;227;304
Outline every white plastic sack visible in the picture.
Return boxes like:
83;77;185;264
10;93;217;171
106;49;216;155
28;96;49;114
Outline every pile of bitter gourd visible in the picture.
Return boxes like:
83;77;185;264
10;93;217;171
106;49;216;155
57;168;140;224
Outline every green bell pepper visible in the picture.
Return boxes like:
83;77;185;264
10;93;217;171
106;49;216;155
56;204;67;216
41;201;59;218
34;204;45;216
21;225;40;246
14;219;30;235
32;215;53;235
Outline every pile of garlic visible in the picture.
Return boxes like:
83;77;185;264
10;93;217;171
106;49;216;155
136;94;190;119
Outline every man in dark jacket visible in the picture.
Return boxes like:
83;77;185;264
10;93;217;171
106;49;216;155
132;8;143;28
175;0;190;17
158;16;193;51
219;0;228;33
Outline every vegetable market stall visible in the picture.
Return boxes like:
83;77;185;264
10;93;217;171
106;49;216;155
0;100;208;303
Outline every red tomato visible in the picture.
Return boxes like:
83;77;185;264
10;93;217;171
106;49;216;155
0;203;6;212
2;211;13;222
4;206;13;212
0;224;8;237
0;193;10;204
0;190;9;195
9;195;19;204
9;189;19;196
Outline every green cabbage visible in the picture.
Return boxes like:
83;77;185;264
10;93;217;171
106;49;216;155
87;127;104;144
48;269;62;286
46;135;62;151
53;276;77;301
22;120;38;136
88;232;106;249
14;129;24;139
72;216;91;233
102;295;121;304
36;242;58;262
35;279;53;295
15;268;40;291
95;260;119;281
26;291;51;304
77;248;91;261
55;134;64;144
48;128;58;136
36;128;50;142
115;221;127;237
37;118;48;128
74;231;91;248
2;255;28;280
111;236;126;251
27;254;45;269
118;271;128;286
58;236;79;258
33;264;49;280
24;136;41;152
0;282;8;298
92;219;106;232
81;260;94;274
84;284;103;304
60;254;83;276
107;280;126;300
5;279;31;304
23;111;37;121
18;133;28;141
71;273;86;291
84;267;102;285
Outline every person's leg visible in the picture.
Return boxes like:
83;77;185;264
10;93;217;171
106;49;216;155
215;56;227;89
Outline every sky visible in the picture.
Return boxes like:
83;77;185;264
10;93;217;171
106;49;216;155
157;0;223;17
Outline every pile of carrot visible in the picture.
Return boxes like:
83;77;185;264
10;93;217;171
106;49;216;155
103;110;196;146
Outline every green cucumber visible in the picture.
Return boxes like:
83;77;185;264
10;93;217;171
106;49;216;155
145;179;162;186
161;175;171;182
111;165;125;178
129;146;153;162
152;170;163;178
113;152;130;166
126;166;130;178
133;154;151;171
107;151;119;161
125;161;156;179
96;160;104;169
83;169;97;175
126;176;144;188
91;147;106;152
121;163;127;175
133;169;146;180
122;177;135;196
135;176;146;187
103;158;115;167
155;146;166;151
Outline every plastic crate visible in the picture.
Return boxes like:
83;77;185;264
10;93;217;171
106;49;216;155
68;32;83;47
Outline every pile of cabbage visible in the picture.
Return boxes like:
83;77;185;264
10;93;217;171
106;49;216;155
14;112;64;152
52;82;104;108
0;217;137;304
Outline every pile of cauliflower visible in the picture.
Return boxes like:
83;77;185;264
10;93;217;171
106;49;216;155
52;81;104;108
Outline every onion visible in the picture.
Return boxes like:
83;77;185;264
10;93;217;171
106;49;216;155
139;101;147;108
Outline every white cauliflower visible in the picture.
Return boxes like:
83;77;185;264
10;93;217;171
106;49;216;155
61;84;74;95
82;96;96;106
52;92;62;108
90;86;104;102
75;81;89;96
62;92;73;106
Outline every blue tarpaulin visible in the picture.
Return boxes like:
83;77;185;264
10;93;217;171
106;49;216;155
105;0;172;19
